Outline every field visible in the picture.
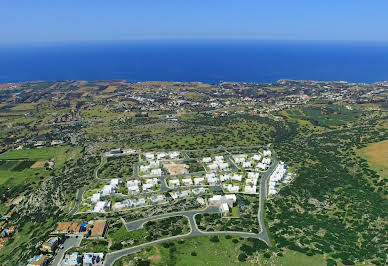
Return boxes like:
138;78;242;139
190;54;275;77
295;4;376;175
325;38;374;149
357;140;388;179
113;236;326;266
0;145;82;169
0;145;82;213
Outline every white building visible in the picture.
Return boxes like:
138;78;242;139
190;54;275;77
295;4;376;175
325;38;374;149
263;150;272;157
169;151;180;159
194;177;205;185
219;203;230;214
202;157;212;163
244;185;257;193
132;198;146;207
214;155;224;162
169;179;180;188
144;153;155;160
142;183;154;192
93;201;108;213
145;178;158;185
263;158;271;165
256;163;267;170
220;174;231;182
128;185;140;194
150;195;166;204
182;178;193;186
231;174;242;182
149;160;160;168
102;185;114;196
252;154;262;161
226;184;240;192
157;152;167;159
219;162;229;170
150;168;162;176
207;177;219;185
247;172;259;179
140;165;150;173
91;193;100;203
242;161;252;168
208;163;218;171
192;187;206;195
205;173;216;179
127;180;140;187
209;194;236;208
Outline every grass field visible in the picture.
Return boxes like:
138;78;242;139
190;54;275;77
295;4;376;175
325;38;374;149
113;236;326;266
0;145;82;169
357;140;388;179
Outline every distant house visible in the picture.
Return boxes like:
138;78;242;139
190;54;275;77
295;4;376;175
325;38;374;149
263;150;272;157
242;161;252;168
181;178;193;186
202;157;212;163
144;153;155;160
231;174;242;182
205;173;216;179
193;177;205;186
91;193;101;203
150;168;162;177
192;187;206;195
214;156;224;162
142;183;154;192
169;179;180;188
244;185;257;194
61;252;82;266
93;201;108;213
169;151;180;159
41;237;58;252
102;185;114;196
207;177;219;185
226;184;240;192
150;195;166;204
132;198;146;207
83;253;104;265
219;203;230;214
220;174;231;182
209;194;236;210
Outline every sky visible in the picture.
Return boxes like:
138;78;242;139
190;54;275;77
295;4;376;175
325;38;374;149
1;0;388;43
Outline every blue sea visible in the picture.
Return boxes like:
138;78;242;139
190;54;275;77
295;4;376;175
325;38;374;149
1;40;388;84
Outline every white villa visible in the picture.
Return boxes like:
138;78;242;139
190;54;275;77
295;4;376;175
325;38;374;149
169;179;180;188
244;185;257;193
93;201;109;213
182;178;193;186
194;177;205;185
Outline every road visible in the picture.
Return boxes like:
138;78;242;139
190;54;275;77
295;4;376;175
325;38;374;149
68;188;85;216
51;236;82;266
104;158;279;265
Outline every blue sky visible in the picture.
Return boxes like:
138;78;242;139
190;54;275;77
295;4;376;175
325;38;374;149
1;0;388;43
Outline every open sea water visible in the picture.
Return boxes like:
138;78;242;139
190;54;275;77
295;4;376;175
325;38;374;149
0;40;388;83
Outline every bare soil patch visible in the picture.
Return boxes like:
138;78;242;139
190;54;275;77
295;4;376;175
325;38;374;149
164;163;189;175
30;161;45;169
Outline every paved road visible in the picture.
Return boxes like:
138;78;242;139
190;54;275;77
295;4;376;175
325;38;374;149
51;236;82;266
123;206;219;231
68;188;85;216
256;157;278;246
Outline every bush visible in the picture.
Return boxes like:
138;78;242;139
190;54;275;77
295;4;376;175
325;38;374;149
209;236;220;242
191;251;197;256
238;253;247;262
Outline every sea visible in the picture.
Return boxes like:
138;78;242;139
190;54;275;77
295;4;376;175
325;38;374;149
1;40;388;84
